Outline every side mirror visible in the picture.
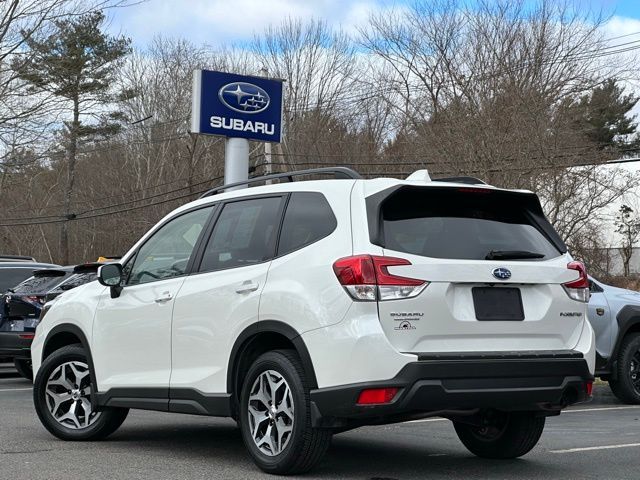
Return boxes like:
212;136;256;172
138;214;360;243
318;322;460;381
98;264;123;298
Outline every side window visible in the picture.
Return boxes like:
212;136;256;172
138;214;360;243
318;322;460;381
278;192;337;256
127;206;213;285
199;197;283;272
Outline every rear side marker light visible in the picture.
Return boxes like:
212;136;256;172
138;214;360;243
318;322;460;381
19;333;35;340
357;387;399;405
586;381;593;397
333;255;428;301
562;261;590;303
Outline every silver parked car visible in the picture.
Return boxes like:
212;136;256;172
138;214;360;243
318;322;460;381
589;277;640;403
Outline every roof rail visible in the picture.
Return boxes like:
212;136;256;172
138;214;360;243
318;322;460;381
432;176;487;185
199;167;362;198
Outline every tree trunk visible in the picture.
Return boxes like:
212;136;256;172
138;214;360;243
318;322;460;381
60;97;79;265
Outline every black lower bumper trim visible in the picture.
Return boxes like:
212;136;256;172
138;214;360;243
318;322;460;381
310;354;593;427
0;332;32;358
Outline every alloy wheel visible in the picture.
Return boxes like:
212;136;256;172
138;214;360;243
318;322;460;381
247;369;295;456
45;361;100;429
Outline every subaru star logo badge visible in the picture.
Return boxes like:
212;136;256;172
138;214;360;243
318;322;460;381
218;82;270;114
492;267;511;280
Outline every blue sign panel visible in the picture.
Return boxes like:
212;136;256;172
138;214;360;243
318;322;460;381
191;69;284;143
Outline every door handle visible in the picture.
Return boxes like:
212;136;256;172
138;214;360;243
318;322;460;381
596;307;605;316
154;291;173;303
235;281;259;294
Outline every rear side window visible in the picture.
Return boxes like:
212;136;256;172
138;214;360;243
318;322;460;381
378;188;560;261
278;192;337;256
200;196;283;272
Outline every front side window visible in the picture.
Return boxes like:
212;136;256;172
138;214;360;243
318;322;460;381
127;206;213;285
200;197;283;272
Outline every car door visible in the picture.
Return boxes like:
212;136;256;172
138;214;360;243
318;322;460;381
92;206;215;391
171;195;285;395
588;279;613;359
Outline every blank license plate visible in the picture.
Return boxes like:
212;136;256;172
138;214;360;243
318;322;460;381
472;287;524;321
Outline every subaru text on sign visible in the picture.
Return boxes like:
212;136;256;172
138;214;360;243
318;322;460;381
191;69;284;143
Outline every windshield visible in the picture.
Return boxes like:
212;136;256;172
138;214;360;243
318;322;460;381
378;187;561;261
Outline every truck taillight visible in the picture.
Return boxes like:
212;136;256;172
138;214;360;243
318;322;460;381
562;261;590;303
332;255;428;301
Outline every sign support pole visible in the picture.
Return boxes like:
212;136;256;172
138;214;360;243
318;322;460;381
191;69;284;191
224;137;249;190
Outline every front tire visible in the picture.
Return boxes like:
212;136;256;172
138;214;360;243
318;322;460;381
33;345;128;441
14;358;33;381
239;350;332;474
454;411;545;459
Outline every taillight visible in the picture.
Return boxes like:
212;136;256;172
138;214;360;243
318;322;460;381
586;381;593;397
356;387;399;405
332;255;428;301
24;295;45;305
562;261;590;303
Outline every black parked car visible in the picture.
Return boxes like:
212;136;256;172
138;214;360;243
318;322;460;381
0;264;100;380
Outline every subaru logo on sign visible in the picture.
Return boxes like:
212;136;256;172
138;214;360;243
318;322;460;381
219;82;270;114
492;268;512;280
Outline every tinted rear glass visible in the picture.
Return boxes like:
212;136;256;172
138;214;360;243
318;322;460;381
379;188;560;260
0;268;37;293
49;272;97;294
12;272;71;294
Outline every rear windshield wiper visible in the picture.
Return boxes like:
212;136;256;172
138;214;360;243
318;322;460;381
485;250;545;260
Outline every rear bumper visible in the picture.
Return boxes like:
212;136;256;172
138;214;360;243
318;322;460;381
0;332;33;358
310;352;593;428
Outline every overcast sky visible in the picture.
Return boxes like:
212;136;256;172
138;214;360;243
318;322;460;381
107;0;640;48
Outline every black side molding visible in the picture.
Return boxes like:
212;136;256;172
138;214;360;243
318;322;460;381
95;387;232;417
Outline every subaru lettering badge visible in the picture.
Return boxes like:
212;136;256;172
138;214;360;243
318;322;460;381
218;82;270;114
492;267;511;280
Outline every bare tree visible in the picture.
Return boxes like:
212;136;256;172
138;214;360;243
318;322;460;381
615;204;640;277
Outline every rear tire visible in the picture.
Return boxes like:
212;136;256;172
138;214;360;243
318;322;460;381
14;358;33;381
239;349;332;474
454;411;545;459
609;333;640;404
33;345;128;441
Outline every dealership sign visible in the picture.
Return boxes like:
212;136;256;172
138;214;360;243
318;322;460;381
191;70;284;143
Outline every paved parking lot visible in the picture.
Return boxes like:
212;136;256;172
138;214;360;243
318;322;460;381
1;363;639;480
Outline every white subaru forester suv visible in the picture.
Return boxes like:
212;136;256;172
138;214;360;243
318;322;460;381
31;168;595;474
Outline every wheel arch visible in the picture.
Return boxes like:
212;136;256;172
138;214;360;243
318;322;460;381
227;321;318;404
612;305;640;366
42;324;97;390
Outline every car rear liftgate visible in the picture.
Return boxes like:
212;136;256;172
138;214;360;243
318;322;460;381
366;185;589;354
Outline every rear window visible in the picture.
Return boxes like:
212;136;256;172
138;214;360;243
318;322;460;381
0;268;37;293
377;187;561;261
12;272;71;294
49;272;97;294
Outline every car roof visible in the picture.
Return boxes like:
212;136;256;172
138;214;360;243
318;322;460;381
0;262;59;269
0;255;37;262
